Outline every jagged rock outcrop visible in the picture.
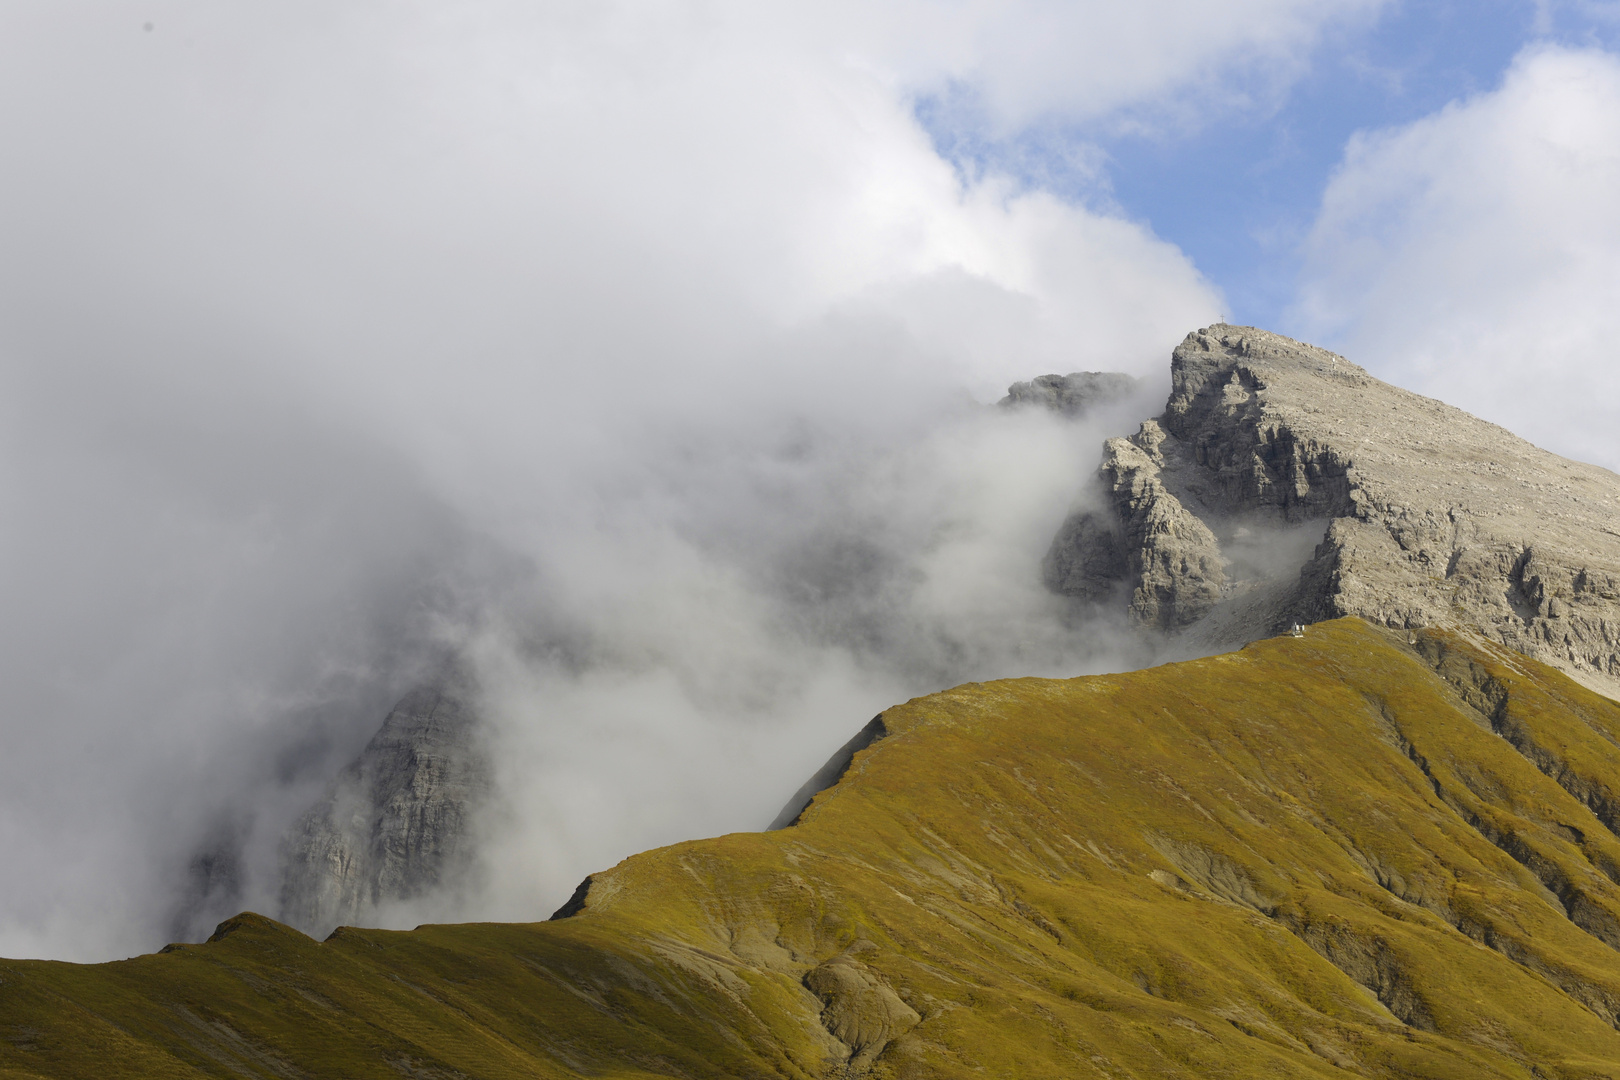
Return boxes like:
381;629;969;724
1045;323;1620;698
1043;419;1225;625
278;686;488;936
998;371;1139;417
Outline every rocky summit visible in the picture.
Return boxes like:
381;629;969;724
1045;324;1620;699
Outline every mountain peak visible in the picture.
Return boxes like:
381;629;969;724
1046;324;1620;698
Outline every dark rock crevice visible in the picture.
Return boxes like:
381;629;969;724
1363;679;1620;1032
769;716;888;831
549;876;593;921
1272;915;1437;1031
1411;636;1620;882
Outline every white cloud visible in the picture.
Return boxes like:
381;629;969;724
814;0;1387;132
0;0;1372;959
1295;45;1620;470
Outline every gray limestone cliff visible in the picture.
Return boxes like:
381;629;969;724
1044;324;1620;699
278;686;489;936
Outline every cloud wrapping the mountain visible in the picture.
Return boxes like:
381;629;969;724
0;0;1383;960
1295;44;1620;471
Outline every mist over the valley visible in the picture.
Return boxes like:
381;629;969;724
5;3;1620;963
0;2;1219;961
2;244;1178;958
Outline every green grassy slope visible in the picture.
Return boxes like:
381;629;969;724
7;618;1620;1078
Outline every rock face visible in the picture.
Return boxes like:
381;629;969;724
278;686;489;936
1045;418;1226;625
1046;324;1620;698
998;371;1140;417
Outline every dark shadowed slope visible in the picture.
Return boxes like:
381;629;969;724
8;619;1620;1077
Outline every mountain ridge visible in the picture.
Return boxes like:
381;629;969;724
34;323;1620;1078
257;321;1620;955
9;618;1620;1077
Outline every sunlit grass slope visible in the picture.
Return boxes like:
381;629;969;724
8;618;1620;1078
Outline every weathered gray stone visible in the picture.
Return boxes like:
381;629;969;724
1041;508;1127;602
999;371;1140;418
1098;418;1226;629
1047;324;1620;699
278;686;488;936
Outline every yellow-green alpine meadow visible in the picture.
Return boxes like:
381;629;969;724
8;618;1620;1078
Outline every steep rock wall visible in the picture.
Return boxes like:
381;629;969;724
278;686;488;935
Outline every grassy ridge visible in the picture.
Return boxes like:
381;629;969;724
6;618;1620;1077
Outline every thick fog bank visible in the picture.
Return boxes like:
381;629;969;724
1;316;1174;959
0;3;1256;960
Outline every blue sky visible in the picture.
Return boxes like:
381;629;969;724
922;0;1619;334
